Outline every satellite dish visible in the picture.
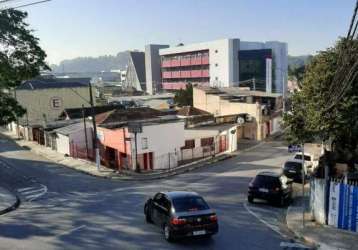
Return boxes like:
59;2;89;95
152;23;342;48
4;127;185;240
237;117;245;125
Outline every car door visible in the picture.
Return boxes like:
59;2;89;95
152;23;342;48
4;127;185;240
156;195;171;226
152;193;164;225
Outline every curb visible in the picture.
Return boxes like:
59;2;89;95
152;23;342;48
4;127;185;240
0;188;21;216
286;203;319;249
1;131;264;181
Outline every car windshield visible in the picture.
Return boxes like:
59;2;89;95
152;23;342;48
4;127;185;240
172;196;209;212
294;154;311;161
253;175;281;188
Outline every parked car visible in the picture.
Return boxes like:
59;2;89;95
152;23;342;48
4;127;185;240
283;159;308;182
293;152;318;172
144;191;218;242
247;171;293;206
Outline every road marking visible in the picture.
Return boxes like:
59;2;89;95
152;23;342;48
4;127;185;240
17;187;35;192
56;225;87;237
243;202;287;238
280;241;311;249
17;184;48;202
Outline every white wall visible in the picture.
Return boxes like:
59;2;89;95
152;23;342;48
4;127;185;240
132;121;185;170
56;134;70;155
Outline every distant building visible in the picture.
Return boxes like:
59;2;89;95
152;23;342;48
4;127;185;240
125;51;146;91
193;86;283;140
145;44;169;95
158;38;288;94
15;78;92;126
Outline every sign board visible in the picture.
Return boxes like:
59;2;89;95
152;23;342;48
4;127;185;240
288;144;302;153
128;122;142;133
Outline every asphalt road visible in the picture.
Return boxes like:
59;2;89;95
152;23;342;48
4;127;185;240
0;136;309;250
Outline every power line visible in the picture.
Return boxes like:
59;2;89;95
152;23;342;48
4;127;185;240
0;0;50;10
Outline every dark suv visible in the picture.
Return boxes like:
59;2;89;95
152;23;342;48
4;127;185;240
247;171;293;206
144;191;218;242
283;159;307;183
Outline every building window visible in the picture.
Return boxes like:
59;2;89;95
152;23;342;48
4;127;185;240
141;138;148;150
215;77;219;81
215;63;218;67
50;97;62;109
215;50;218;53
201;137;214;147
182;139;195;149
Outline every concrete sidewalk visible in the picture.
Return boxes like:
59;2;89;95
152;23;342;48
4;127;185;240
286;196;357;250
1;130;261;181
0;186;20;215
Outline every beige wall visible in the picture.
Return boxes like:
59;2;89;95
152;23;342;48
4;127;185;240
16;87;91;124
193;87;267;140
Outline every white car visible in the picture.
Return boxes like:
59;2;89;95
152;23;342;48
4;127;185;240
293;152;318;173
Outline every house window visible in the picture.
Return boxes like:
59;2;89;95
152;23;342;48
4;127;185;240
50;97;62;109
182;139;195;149
201;137;214;147
141;137;148;150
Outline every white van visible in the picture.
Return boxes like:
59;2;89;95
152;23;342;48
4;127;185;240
293;152;318;173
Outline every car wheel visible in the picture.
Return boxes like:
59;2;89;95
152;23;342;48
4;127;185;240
145;205;152;223
248;196;254;203
164;224;173;242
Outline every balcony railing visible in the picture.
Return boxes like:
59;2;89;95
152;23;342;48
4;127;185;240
162;70;210;79
162;55;210;68
162;82;187;90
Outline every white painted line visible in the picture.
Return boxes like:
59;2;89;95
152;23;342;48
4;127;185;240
28;184;48;202
21;189;40;195
243;202;287;238
56;225;87;237
280;241;310;249
17;187;35;192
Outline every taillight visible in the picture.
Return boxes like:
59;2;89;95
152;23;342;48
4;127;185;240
209;214;217;222
171;217;187;225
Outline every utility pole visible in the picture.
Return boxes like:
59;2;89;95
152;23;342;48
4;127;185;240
301;143;305;227
82;105;89;159
88;82;100;171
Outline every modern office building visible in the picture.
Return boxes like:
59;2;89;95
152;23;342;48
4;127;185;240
145;44;169;95
158;38;287;94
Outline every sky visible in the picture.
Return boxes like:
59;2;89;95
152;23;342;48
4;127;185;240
10;0;357;64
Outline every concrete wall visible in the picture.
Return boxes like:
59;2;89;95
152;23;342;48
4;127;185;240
311;178;327;225
56;133;70;155
133;121;185;170
193;87;266;139
182;124;238;160
97;127;131;154
69;127;93;150
16;87;91;124
145;44;169;95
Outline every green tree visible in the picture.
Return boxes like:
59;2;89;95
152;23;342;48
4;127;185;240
0;9;48;125
283;38;358;170
174;83;193;107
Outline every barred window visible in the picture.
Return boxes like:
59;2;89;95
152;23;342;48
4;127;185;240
201;137;214;147
182;139;195;149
